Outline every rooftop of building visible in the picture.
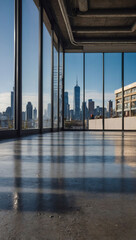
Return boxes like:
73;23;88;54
115;81;136;94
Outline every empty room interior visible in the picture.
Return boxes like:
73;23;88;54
0;0;136;239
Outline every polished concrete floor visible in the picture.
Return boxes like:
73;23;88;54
0;132;136;240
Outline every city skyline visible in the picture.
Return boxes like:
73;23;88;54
0;91;51;112
0;86;52;130
64;81;114;122
1;1;136;121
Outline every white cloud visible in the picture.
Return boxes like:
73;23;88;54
0;92;51;113
22;93;51;111
0;92;10;112
0;90;116;113
86;90;115;104
67;89;115;110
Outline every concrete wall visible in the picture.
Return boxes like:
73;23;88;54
124;117;136;130
105;118;122;130
89;119;103;129
89;117;136;130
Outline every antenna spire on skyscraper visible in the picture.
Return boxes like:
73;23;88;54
76;76;78;86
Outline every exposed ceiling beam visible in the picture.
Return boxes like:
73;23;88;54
78;0;88;12
58;0;136;45
73;23;136;34
75;9;136;18
75;38;136;43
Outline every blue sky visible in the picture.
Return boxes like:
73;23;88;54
0;0;136;112
0;0;14;93
22;0;39;94
65;53;136;109
22;0;39;111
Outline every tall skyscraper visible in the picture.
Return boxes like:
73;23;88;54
64;92;68;119
82;102;88;119
107;100;113;117
11;89;14;120
22;112;25;121
6;107;12;120
74;81;80;120
26;102;33;121
70;110;74;121
67;104;70;120
47;103;51;119
33;107;37;120
88;99;94;119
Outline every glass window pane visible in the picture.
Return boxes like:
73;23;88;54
43;10;51;128
124;53;136;130
53;35;58;129
22;0;39;129
104;53;122;130
59;46;63;128
64;53;83;129
85;53;103;129
0;0;14;130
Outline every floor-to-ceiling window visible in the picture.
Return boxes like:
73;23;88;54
104;53;122;130
53;34;58;129
43;10;51;128
0;0;14;130
22;0;39;129
85;53;103;130
59;45;63;129
65;53;83;129
124;53;136;130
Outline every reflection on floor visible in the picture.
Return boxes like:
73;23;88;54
0;132;136;239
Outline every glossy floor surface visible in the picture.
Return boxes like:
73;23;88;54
0;132;136;240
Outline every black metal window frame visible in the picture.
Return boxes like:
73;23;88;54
0;0;135;140
63;52;136;132
0;0;64;139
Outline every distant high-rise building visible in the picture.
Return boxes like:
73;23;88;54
11;89;14;120
33;107;37;120
107;100;113;117
22;112;25;121
43;109;47;120
82;102;88;120
88;99;94;118
47;103;51;119
70;110;74;121
67;104;70;120
94;106;103;117
74;81;80;120
6;107;12;120
26;102;33;121
64;92;68;119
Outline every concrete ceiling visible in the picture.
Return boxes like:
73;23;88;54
42;0;136;52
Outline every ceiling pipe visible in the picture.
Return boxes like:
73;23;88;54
58;0;136;45
78;0;88;12
131;22;136;32
58;0;77;45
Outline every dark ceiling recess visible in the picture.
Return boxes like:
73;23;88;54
43;0;136;52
